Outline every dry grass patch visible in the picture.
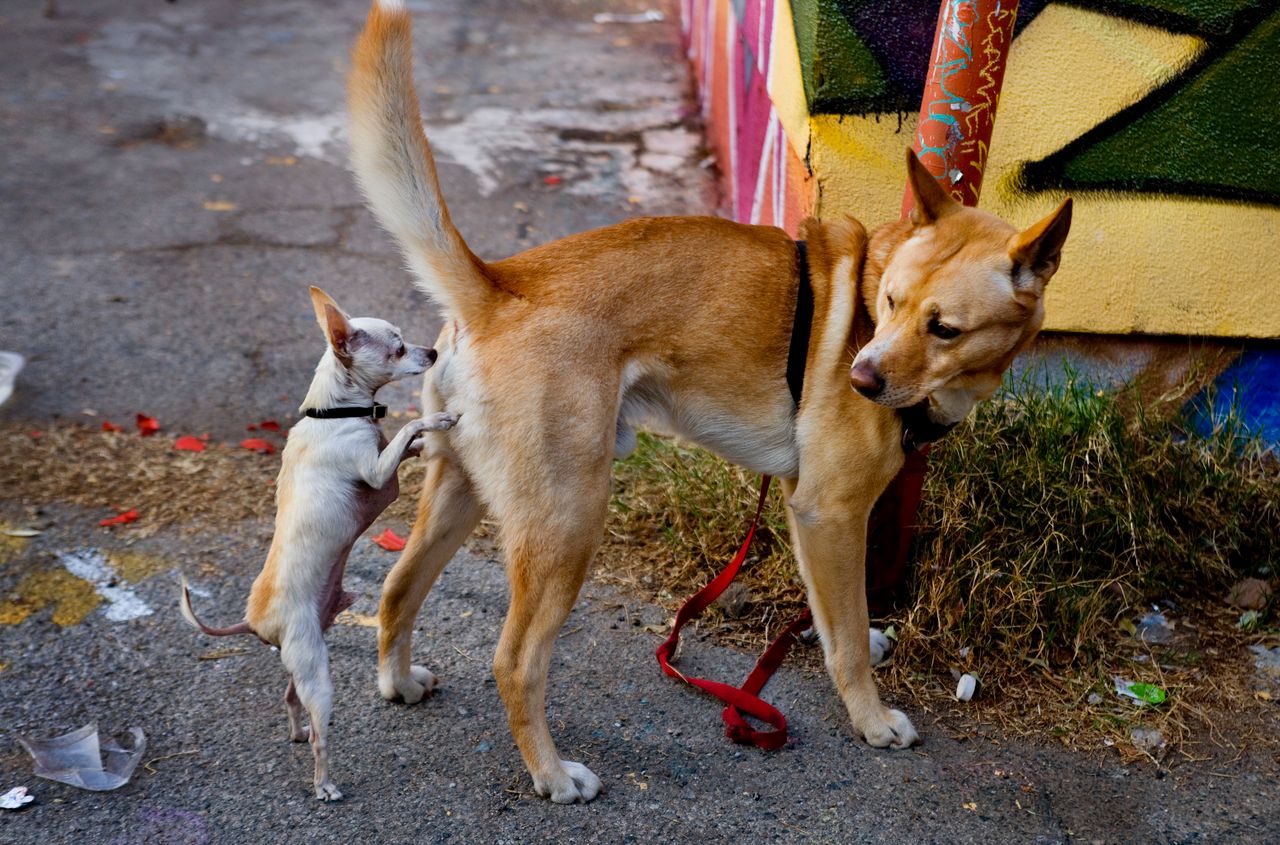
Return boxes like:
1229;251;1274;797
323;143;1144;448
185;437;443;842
596;378;1280;760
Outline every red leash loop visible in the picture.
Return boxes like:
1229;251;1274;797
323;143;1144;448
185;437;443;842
655;476;812;750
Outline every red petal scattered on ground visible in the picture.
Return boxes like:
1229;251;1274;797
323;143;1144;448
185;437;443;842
175;436;206;452
136;413;161;436
371;528;406;551
258;419;281;431
246;424;258;432
102;421;124;433
542;174;562;186
240;438;275;454
100;508;139;527
29;430;42;440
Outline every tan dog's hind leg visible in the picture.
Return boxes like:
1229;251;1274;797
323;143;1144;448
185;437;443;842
378;454;483;703
782;478;919;749
494;509;606;804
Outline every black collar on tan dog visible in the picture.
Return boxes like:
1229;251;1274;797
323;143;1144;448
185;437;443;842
785;239;955;453
303;403;388;420
785;241;813;407
897;400;957;452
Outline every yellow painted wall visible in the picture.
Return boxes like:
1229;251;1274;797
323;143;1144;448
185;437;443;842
802;5;1280;338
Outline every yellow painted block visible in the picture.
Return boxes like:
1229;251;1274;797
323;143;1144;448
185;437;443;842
809;113;917;221
767;0;810;160
988;5;1204;174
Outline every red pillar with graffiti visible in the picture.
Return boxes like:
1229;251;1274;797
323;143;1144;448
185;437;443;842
868;0;1020;613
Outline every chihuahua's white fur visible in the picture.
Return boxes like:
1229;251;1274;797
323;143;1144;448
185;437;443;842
180;286;456;801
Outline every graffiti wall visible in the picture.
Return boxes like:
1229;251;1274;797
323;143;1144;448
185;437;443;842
683;0;1279;438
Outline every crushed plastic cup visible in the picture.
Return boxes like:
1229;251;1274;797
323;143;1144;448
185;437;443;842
15;723;146;791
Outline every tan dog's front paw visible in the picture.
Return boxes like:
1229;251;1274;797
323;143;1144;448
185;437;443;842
534;759;602;804
857;707;919;749
315;781;343;802
378;664;437;704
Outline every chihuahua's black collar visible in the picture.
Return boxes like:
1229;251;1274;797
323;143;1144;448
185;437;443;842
303;403;388;420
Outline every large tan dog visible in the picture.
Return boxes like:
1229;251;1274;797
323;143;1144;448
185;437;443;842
349;0;1071;803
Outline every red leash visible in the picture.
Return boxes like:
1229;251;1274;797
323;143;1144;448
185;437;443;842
655;476;813;750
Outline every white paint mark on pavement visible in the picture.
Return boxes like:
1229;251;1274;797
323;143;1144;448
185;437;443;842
59;550;154;622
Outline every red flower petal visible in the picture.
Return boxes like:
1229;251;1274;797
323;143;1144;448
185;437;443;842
371;528;406;551
102;421;124;433
136;413;161;437
175;436;206;452
542;174;562;186
258;420;281;431
29;430;43;440
240;438;275;454
246;424;258;432
100;508;139;527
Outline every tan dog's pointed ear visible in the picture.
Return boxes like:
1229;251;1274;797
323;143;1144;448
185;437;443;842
905;148;958;226
309;286;356;364
1009;198;1073;287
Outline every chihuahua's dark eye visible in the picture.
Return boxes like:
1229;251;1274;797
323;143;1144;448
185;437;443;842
928;316;961;340
886;295;895;312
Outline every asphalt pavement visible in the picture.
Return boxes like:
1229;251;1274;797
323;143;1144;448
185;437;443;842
1;1;1276;843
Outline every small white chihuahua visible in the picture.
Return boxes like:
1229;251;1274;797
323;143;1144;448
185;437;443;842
181;286;456;801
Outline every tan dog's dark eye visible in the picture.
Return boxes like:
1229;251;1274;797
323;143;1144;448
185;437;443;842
886;295;895;312
928;317;961;339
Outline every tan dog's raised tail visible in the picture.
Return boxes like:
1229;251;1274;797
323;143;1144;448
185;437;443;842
349;0;1071;803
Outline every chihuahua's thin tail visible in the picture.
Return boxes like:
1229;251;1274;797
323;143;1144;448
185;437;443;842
348;0;500;323
179;577;254;637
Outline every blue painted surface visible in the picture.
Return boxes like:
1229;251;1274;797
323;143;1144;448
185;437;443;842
1190;347;1280;444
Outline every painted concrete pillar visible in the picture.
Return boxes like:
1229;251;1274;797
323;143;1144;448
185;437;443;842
904;0;1020;211
870;0;1020;613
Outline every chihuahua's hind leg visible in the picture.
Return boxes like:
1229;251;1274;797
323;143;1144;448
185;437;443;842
284;678;309;742
378;453;482;703
279;625;341;801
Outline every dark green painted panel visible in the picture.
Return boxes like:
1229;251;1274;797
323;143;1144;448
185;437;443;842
790;0;888;113
1056;0;1261;35
1026;5;1280;205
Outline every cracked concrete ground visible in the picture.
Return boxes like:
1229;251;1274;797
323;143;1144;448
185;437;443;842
2;0;708;438
1;1;1277;843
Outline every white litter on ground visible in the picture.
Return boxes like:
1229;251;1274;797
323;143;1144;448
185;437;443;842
0;351;24;407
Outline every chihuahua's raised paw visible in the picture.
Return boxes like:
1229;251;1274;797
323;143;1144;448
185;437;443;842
422;411;458;431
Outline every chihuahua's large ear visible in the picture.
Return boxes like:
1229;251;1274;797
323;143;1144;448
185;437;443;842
1009;198;1072;289
905;148;958;226
309;286;356;364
